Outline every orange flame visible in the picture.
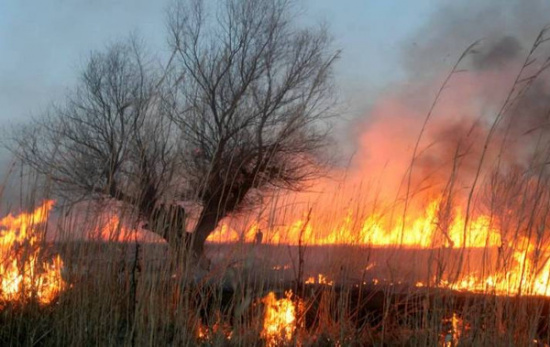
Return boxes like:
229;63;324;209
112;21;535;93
261;290;298;346
305;274;333;286
210;198;501;248
0;200;65;305
209;195;550;297
93;215;135;242
89;214;165;243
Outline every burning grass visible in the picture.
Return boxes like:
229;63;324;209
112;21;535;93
4;196;550;345
5;24;550;346
3;213;550;345
209;192;550;298
0;201;65;306
261;290;301;346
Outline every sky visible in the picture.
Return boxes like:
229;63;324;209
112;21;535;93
2;0;550;222
1;0;550;163
0;0;440;125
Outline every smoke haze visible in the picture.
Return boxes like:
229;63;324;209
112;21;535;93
262;0;550;236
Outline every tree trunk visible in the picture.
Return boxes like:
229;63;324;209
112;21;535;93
146;204;189;252
191;209;223;258
145;203;223;270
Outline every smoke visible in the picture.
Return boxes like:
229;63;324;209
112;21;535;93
472;36;523;70
334;0;550;209
402;0;549;80
271;0;550;227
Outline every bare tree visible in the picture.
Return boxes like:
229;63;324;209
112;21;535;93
11;39;186;249
11;0;338;262
167;0;338;256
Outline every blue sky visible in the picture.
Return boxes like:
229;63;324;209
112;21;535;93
3;0;549;127
0;0;440;124
304;0;439;109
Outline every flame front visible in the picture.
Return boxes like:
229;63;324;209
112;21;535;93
0;200;65;305
210;195;550;297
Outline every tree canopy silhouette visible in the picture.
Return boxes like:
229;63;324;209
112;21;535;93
12;0;339;262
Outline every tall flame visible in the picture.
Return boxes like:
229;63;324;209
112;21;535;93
0;200;65;305
261;290;298;347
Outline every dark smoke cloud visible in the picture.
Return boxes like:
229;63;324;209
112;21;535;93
472;36;523;70
346;0;550;207
401;0;550;83
237;0;550;233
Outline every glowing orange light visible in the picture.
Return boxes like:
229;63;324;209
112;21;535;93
261;290;298;346
0;200;65;305
209;194;550;297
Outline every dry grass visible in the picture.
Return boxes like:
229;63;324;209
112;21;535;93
1;201;550;346
4;26;550;347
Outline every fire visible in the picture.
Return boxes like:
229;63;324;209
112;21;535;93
305;274;333;286
89;214;164;243
209;194;550;297
357;200;501;248
195;315;233;343
0;200;65;305
261;290;298;346
442;313;466;347
209;198;501;248
93;214;135;242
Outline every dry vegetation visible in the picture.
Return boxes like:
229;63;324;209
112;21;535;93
4;1;550;347
3;173;550;346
